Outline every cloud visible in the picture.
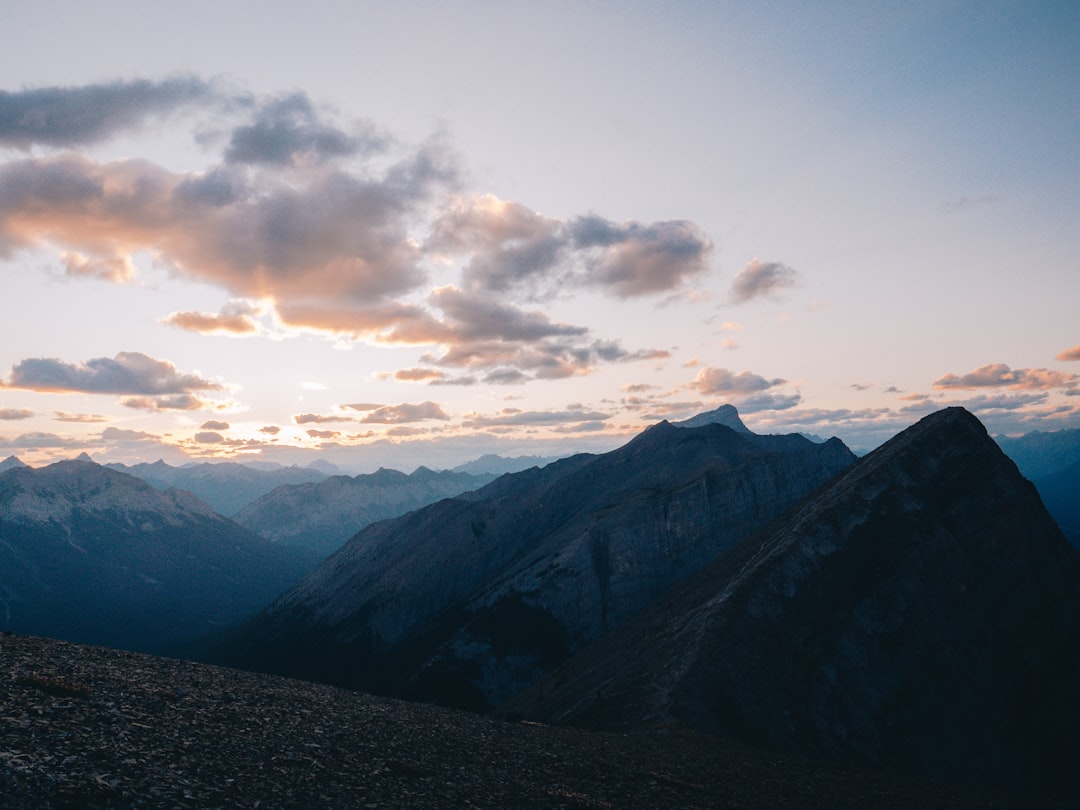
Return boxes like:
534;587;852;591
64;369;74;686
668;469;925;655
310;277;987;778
306;429;340;439
1057;344;1080;362
728;259;798;304
689;367;787;396
429;195;712;300
0;408;34;420
294;412;355;424
100;427;161;443
53;411;107;423
734;392;803;413
341;402;382;412
393;368;446;382
0;431;97;450
3;351;222;396
194;431;225;444
0;77;219;149
223;91;388;167
120;394;218;411
461;407;611;429
164;302;260;335
359;401;450;424
932;362;1078;391
60;251;135;283
259;425;281;435
200;420;230;430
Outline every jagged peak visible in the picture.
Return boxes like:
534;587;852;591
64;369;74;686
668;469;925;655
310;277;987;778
74;451;95;463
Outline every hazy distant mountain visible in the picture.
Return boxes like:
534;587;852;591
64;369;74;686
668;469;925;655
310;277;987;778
1033;458;1080;548
233;467;498;558
106;460;329;516
0;459;319;653
995;427;1080;479
450;454;563;476
507;408;1080;800
0;455;27;473
220;410;856;710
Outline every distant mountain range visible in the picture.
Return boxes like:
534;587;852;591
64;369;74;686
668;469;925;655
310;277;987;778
217;408;857;710
232;467;499;558
0;459;319;653
504;408;1080;799
104;460;330;516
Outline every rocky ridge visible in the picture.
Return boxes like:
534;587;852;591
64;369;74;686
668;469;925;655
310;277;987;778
504;408;1080;800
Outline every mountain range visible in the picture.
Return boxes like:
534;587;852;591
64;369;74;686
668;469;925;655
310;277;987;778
217;408;857;709
503;408;1080;798
232;466;499;558
0;459;319;653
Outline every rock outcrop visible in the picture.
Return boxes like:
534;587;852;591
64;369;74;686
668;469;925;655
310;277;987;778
222;411;856;710
504;408;1080;800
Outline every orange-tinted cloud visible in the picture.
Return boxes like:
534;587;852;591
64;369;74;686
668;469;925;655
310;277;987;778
359;401;449;424
1057;344;1080;362
3;352;221;396
933;362;1078;391
164;307;259;335
200;420;230;430
0;408;34;420
294;413;355;424
689;367;787;396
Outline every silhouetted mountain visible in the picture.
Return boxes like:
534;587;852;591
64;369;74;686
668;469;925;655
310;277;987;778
505;408;1080;800
0;455;27;473
0;459;319;653
219;411;856;710
233;467;498;558
106;460;329;516
451;454;563;476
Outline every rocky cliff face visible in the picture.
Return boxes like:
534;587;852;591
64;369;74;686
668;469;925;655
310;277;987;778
233;467;497;558
222;413;856;710
505;408;1080;799
0;459;319;653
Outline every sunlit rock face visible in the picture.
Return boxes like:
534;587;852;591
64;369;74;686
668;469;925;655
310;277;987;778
0;459;319;653
507;408;1080;800
222;409;856;710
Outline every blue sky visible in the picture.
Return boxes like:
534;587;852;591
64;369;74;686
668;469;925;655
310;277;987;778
1;1;1077;470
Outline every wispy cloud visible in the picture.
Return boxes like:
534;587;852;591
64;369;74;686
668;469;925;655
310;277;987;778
359;401;450;424
0;77;223;149
728;258;798;304
0;408;34;420
933;362;1078;391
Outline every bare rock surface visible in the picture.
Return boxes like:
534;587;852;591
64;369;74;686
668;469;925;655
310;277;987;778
0;634;1038;809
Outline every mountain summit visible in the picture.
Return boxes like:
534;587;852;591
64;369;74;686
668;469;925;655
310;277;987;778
506;407;1080;798
671;403;753;433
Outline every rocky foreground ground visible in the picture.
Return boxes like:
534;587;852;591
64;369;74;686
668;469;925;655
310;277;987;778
0;634;1055;809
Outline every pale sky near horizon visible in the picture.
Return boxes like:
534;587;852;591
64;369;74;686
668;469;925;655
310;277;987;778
1;1;1078;471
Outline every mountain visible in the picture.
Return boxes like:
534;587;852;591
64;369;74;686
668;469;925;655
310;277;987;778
0;455;27;473
504;408;1080;800
219;411;856;710
1033;458;1080;548
671;403;753;433
0;459;320;653
451;453;563;476
232;466;499;558
995;427;1080;479
106;459;329;516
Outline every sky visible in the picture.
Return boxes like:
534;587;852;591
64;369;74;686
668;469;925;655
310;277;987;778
1;1;1078;471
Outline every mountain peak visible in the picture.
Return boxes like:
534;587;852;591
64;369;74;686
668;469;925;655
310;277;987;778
74;451;95;463
0;455;28;473
671;404;753;433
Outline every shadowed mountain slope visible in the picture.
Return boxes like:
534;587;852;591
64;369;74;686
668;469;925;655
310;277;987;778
219;413;856;710
504;408;1080;800
0;460;319;653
